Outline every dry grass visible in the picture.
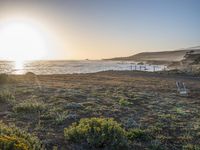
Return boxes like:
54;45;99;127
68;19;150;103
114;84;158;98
0;71;200;149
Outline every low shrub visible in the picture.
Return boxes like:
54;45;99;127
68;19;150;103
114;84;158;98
121;117;139;129
55;111;69;125
0;122;42;150
126;128;151;142
0;91;15;104
0;135;29;150
65;102;83;109
182;144;200;150
25;72;36;77
64;117;128;149
119;98;131;106
65;113;78;120
13;101;46;114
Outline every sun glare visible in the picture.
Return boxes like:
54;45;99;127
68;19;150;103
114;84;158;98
13;60;25;74
15;60;24;69
0;21;48;61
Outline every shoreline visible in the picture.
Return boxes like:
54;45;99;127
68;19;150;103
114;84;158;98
8;70;200;80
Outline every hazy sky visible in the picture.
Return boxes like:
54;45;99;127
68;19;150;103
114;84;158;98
0;0;200;60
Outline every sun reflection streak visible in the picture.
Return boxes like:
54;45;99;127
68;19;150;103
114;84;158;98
14;60;25;74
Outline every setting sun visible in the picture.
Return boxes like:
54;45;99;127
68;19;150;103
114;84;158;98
0;1;200;149
0;21;47;61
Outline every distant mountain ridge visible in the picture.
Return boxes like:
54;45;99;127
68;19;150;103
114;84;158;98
183;46;200;50
107;46;200;62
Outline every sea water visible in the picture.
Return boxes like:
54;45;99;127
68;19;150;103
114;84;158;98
0;60;166;75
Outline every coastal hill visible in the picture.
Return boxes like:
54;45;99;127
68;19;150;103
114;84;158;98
106;46;200;64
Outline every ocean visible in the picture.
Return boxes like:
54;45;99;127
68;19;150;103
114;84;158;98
0;60;166;75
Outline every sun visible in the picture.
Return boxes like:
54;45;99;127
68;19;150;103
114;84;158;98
0;21;48;61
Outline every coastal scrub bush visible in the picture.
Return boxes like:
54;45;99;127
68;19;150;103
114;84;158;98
64;117;128;149
0;135;29;150
0;91;15;104
126;128;151;142
0;122;42;150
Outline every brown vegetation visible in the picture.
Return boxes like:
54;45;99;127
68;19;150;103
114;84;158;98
0;71;200;149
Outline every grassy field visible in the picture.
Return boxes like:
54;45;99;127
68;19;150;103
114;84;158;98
0;71;200;150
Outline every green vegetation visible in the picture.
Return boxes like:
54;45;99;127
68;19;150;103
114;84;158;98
0;91;15;104
65;102;83;109
0;135;29;150
0;72;199;149
13;101;46;114
64;117;128;149
126;128;151;141
182;144;200;150
119;98;132;106
0;122;42;150
64;117;160;149
54;111;69;125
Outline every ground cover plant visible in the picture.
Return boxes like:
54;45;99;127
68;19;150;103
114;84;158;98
0;122;42;150
0;71;200;149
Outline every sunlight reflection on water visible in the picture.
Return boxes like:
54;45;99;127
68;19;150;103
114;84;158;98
13;60;25;74
0;60;167;75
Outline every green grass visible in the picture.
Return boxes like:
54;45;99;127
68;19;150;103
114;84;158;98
126;128;151;141
119;98;132;106
13;101;46;114
0;90;15;104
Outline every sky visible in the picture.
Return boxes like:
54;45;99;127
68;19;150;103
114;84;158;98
0;0;200;60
